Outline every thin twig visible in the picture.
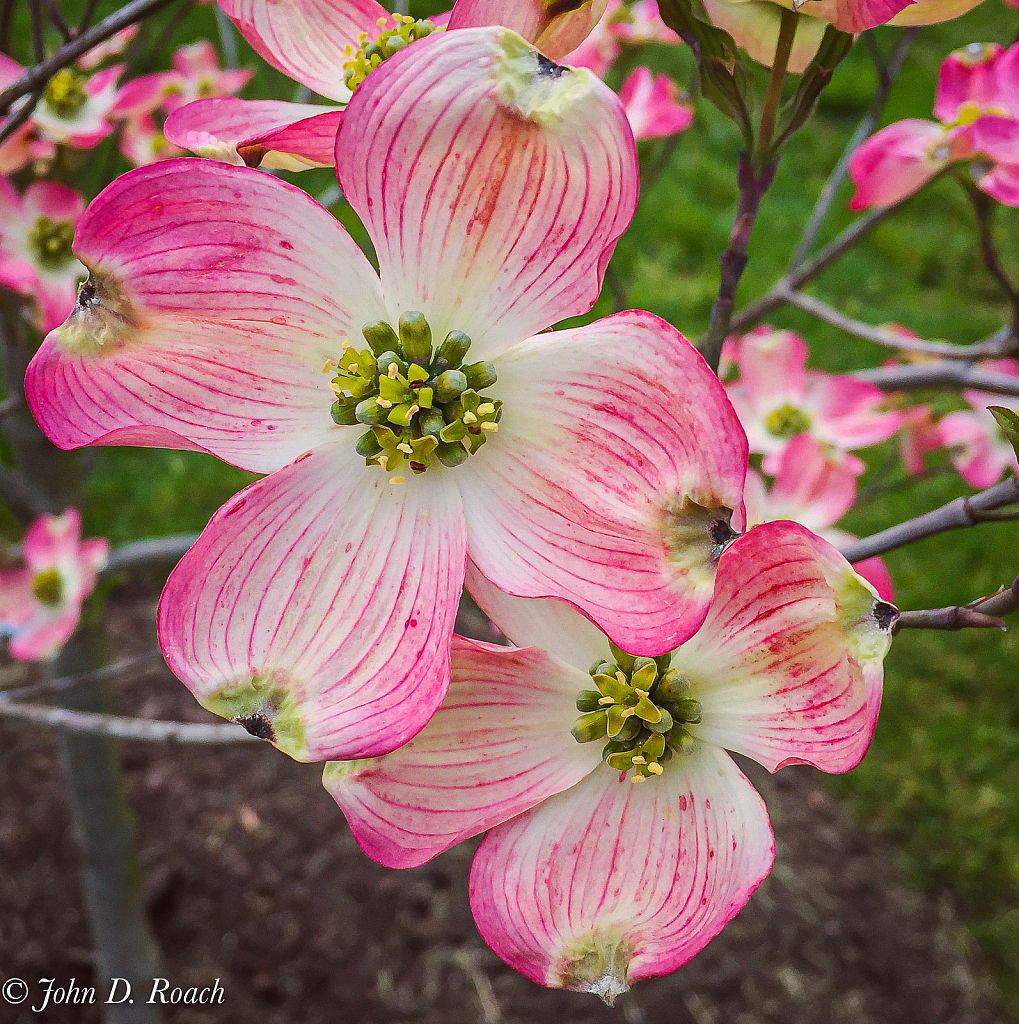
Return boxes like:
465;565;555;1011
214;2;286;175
0;395;19;417
730;205;897;333
790;29;918;270
2;653;163;702
894;575;1019;633
0;0;179;115
966;182;1019;335
215;4;238;69
43;0;73;42
0;696;261;743
856;361;1019;397
102;532;198;575
778;288;1012;360
840;474;1019;563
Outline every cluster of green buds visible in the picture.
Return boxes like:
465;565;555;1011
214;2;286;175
43;68;89;119
765;401;812;441
327;311;502;482
32;567;64;607
29;217;76;271
572;643;702;784
342;14;441;92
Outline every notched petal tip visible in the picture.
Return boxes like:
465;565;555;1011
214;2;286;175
52;267;142;356
661;495;737;585
202;670;308;760
556;930;631;1005
494;30;598;126
830;566;898;662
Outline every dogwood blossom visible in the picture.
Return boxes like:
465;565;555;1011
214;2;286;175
27;28;748;763
0;179;86;333
724;326;902;473
165;0;608;168
742;434;894;600
0;509;108;662
702;0;982;73
324;521;895;998
851;41;1019;211
939;359;1019;487
619;67;693;141
608;0;680;44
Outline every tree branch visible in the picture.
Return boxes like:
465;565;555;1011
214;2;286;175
0;0;179;116
0;696;261;743
102;532;198;575
790;28;918;270
855;360;1019;397
2;653;162;702
840;474;1019;563
894;575;1019;633
778;287;1013;360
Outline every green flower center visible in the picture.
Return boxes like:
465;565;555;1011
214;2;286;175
765;402;812;440
43;68;89;119
32;567;64;607
572;642;702;784
343;15;441;93
327;312;502;481
29;216;76;270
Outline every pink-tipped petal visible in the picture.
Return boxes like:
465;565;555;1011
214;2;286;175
336;26;637;361
10;608;81;661
25;159;387;475
469;749;774;997
464;561;609;671
777;0;912;31
935;42;1004;124
462;311;748;657
323;636;602;868
938;409;1015;487
810;374;903;450
677;521;893;775
164;98;343;169
849;120;960;211
216;0;386;101
448;0;609;60
0;569;36;630
619;67;693;141
978;161;1019;207
158;441;467;762
735;326;808;406
766;435;859;532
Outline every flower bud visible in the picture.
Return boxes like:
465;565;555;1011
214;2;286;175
362;320;400;356
463;361;498;390
399;311;432;361
658;669;688;700
383;34;408;57
433;369;468;404
647;707;674;734
576;690;603;713
355;398;387;424
376;350;408;377
356;431;383;459
571;711;608;744
330;400;359;425
437;330;471;367
436;441;468;468
673;697;702;724
607;641;635;671
417;408;445;439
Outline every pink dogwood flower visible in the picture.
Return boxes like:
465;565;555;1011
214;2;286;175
0;179;86;333
851;41;1019;211
608;0;680;43
161;41;253;113
702;0;982;73
725;326;903;473
939;359;1019;487
898;404;943;476
324;521;895;997
742;434;894;600
166;0;608;168
0;509;108;662
27;28;748;763
77;25;140;69
619;67;693;140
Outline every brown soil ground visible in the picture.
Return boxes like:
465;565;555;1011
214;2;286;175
0;587;1011;1024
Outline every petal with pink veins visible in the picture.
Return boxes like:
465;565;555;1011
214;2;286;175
217;0;385;101
469;749;774;999
323;636;603;868
26;159;388;475
158;440;467;762
164;98;343;169
735;326;808;407
336;26;637;361
764;435;859;532
677;521;893;775
809;374;903;450
461;311;747;658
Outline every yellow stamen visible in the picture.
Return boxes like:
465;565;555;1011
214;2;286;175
477;402;495;415
631;774;647;784
377;398;393;409
634;688;649;698
620;707;636;719
631;755;646;765
389;475;405;485
598;696;615;706
341;339;351;349
647;763;664;775
387;364;398;378
480;422;498;433
397;443;413;454
615;671;627;684
322;359;334;373
463;411;478;425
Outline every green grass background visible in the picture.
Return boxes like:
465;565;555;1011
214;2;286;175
11;0;1019;1006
